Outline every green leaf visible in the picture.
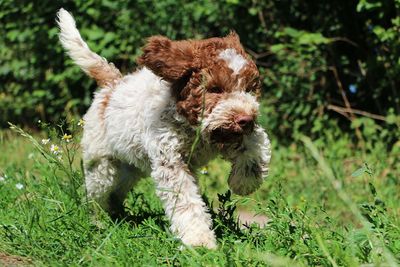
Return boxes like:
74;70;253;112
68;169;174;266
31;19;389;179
270;44;286;53
283;27;302;38
368;182;377;196
248;7;258;16
351;166;367;177
298;32;330;45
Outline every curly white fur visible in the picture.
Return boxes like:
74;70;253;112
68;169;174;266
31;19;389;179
57;9;271;249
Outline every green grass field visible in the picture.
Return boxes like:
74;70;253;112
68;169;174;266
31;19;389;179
0;126;399;266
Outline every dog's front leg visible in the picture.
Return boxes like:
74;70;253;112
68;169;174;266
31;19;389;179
151;160;216;249
226;126;272;196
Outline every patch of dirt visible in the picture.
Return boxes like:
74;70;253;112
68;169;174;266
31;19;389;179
0;253;32;267
237;209;269;228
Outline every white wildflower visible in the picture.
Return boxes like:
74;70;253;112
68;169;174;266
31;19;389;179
41;138;50;145
15;183;24;190
200;167;208;175
77;119;84;127
62;134;72;143
50;144;61;155
0;176;5;182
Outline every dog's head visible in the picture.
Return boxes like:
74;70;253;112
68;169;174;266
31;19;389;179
137;32;261;144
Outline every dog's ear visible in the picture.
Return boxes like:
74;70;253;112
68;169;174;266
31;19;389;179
137;36;196;82
225;31;240;42
223;31;246;52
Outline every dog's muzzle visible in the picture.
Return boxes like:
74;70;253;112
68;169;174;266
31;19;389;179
210;114;255;143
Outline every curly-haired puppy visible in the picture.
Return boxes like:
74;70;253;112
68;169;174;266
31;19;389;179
57;9;271;249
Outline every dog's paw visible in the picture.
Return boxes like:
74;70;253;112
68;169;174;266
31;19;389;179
228;162;264;196
180;229;217;249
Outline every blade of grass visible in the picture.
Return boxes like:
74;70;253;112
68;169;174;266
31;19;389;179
78;219;124;264
315;232;338;267
301;135;398;267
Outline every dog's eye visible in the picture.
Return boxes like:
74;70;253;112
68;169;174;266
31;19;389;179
209;86;223;94
246;79;261;92
245;86;256;93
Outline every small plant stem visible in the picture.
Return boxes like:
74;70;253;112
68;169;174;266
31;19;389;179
187;74;207;167
327;104;387;122
302;136;398;267
315;233;339;267
171;74;207;221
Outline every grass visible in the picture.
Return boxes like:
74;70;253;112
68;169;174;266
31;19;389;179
0;125;399;266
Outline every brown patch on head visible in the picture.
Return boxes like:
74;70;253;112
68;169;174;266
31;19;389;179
137;32;261;125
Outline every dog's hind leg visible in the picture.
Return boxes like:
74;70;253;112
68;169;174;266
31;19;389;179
108;162;145;218
85;157;142;219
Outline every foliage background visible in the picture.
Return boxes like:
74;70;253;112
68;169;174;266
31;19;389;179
1;0;399;144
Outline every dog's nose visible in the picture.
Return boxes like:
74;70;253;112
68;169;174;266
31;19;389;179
235;115;254;130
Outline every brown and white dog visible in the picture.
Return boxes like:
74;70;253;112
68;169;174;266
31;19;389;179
57;9;271;248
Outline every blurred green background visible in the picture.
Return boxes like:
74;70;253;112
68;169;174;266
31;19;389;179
1;0;399;144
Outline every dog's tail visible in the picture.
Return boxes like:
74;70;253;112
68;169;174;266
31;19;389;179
57;8;122;87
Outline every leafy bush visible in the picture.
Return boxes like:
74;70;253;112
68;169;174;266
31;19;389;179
1;0;399;143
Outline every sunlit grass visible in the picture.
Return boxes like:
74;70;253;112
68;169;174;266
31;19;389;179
0;125;399;266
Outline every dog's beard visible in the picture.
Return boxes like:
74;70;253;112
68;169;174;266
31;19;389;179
209;127;244;144
208;121;255;144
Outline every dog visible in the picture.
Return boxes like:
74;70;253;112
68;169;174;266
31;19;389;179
57;9;271;249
